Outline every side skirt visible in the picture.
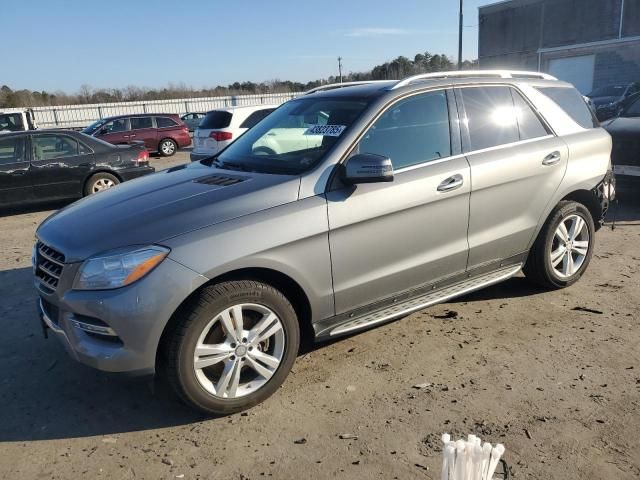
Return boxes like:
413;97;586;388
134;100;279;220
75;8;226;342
313;259;525;341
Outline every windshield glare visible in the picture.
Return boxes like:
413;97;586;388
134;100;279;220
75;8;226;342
83;119;106;134
213;98;368;174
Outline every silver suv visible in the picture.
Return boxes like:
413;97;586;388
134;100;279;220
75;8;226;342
34;71;614;414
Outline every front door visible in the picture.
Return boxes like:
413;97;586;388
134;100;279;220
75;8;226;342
456;85;569;269
0;136;32;206
30;133;94;200
327;89;471;314
96;117;131;145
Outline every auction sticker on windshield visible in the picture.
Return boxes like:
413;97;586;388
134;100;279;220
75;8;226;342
304;125;346;137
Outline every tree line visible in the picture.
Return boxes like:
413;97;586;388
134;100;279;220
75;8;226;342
0;52;477;108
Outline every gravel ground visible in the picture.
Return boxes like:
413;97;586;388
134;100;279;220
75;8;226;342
1;159;639;479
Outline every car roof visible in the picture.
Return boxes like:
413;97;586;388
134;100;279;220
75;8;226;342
0;129;82;138
99;113;179;121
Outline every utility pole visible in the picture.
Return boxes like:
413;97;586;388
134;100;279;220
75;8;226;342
338;57;343;83
458;0;464;69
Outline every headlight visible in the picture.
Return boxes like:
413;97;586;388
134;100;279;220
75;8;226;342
74;246;169;290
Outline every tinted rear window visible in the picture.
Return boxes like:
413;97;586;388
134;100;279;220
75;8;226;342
460;86;520;151
156;116;179;128
240;109;276;129
0;136;26;164
535;87;597;129
200;111;232;129
130;117;153;130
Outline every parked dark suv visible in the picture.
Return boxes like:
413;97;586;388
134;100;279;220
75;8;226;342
82;114;191;156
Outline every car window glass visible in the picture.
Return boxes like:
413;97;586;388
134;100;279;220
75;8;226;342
460;86;519;151
0;113;24;132
32;135;79;161
624;98;640;117
358;90;451;169
103;118;129;133
511;89;550;140
156;117;178;128
200;111;233;129
535;86;597;129
78;141;90;155
240;109;276;129
130;117;153;130
0;137;26;164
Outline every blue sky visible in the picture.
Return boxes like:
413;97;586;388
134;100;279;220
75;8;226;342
2;0;488;93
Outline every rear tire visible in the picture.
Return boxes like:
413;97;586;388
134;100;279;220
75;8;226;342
158;138;177;157
162;281;300;414
84;172;120;196
524;200;595;289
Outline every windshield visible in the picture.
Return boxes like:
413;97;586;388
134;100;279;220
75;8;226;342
212;97;369;175
83;119;107;134
588;85;626;97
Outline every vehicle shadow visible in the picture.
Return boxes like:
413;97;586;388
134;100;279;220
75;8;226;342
0;268;589;443
0;199;73;218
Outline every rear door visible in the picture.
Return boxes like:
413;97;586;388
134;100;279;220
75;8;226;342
30;133;94;199
457;85;569;270
129;116;157;150
0;136;32;206
327;89;471;313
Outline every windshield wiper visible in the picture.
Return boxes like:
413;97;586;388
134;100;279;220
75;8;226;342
215;160;254;172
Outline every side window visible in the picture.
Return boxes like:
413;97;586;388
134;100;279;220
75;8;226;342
511;89;551;140
534;86;597;129
104;118;129;133
32;135;79;161
459;86;519;152
130;116;153;130
240;109;276;129
0;137;26;164
78;141;91;155
358;90;451;169
624;97;640;117
156;117;178;128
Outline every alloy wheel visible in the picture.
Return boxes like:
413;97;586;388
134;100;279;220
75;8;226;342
92;178;115;193
193;303;285;399
550;214;590;279
161;141;176;155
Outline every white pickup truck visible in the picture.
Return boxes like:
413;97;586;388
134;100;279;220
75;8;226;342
0;109;37;133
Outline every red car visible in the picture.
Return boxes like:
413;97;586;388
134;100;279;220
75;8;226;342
82;114;191;156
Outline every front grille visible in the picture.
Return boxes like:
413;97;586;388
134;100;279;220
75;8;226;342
35;242;65;294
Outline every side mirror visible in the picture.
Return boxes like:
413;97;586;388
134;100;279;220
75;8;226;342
342;153;394;184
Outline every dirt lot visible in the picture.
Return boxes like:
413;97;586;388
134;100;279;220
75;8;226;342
1;156;639;479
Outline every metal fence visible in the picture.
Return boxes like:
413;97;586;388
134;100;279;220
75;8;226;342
29;92;303;129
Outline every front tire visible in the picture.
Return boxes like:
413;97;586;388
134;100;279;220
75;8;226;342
524;200;595;289
158;138;177;157
162;281;300;414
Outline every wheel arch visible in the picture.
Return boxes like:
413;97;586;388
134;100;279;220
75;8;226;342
560;189;603;231
156;267;314;369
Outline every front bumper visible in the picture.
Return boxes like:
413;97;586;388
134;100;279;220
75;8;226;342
36;257;207;375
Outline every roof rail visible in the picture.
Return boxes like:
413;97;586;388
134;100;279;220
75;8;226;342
390;70;557;90
305;80;392;95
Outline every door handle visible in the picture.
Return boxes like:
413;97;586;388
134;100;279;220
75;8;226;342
122;135;130;139
542;151;561;166
11;169;27;175
437;174;464;192
129;134;136;137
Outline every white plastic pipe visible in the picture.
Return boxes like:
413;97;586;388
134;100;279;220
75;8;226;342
444;444;456;480
480;442;492;480
454;440;466;480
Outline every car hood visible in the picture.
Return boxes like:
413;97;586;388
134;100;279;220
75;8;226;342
602;116;639;137
36;162;301;263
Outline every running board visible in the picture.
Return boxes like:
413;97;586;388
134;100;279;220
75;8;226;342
328;264;522;337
